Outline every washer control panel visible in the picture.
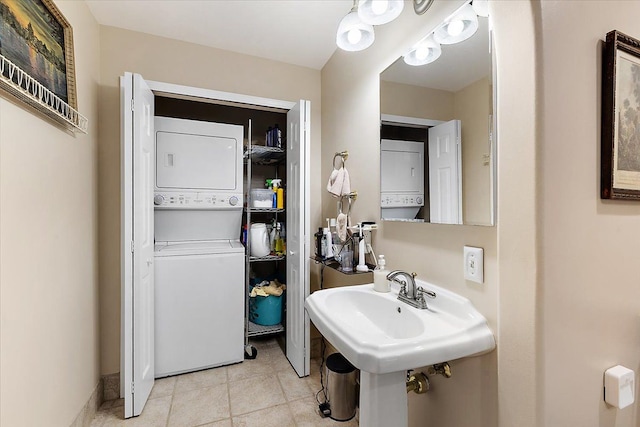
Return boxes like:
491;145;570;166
154;192;242;209
381;193;425;208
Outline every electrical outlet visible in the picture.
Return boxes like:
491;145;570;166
464;246;484;283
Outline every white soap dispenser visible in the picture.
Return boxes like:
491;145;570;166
373;255;389;292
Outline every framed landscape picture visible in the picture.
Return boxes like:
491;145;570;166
601;30;640;200
0;0;77;110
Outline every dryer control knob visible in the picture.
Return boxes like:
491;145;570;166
153;194;164;206
229;196;239;206
416;196;423;205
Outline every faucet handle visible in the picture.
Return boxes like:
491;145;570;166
399;283;408;297
417;286;436;299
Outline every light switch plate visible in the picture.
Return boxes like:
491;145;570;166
464;246;484;283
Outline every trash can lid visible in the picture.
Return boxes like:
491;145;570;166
326;353;356;373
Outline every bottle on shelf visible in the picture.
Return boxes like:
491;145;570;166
274;124;282;148
274;223;284;255
276;187;284;209
272;179;282;209
373;255;390;292
329;218;339;256
270;220;277;252
315;227;324;258
323;219;334;259
266;126;273;147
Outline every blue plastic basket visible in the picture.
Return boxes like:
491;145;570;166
249;293;283;326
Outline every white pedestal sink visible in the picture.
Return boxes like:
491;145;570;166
304;281;495;427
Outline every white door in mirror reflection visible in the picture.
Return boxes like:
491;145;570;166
428;120;462;224
380;139;424;221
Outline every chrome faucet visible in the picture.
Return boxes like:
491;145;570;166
386;270;436;309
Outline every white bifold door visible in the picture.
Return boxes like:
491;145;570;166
286;100;311;377
122;72;311;416
428;120;462;224
121;72;155;418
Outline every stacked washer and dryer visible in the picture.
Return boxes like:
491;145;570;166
152;117;245;377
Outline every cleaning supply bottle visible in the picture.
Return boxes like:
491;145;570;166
274;124;282;148
274;223;283;255
373;255;390;292
269;221;277;252
276;186;284;209
272;179;282;209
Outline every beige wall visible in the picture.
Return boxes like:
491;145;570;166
98;26;323;375
539;1;640;425
321;1;499;426
0;1;101;426
455;77;492;225
381;80;454;120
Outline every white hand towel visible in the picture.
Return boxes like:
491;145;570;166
341;167;351;195
336;212;348;241
327;167;351;197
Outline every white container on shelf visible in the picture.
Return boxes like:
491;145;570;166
250;223;271;257
250;189;274;208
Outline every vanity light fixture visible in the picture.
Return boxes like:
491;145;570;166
357;0;404;26
403;34;441;66
471;0;489;17
336;1;375;52
432;2;479;45
402;1;487;67
336;0;484;52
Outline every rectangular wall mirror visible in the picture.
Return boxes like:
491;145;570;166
380;13;495;226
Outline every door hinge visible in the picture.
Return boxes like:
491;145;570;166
131;99;135;112
131;381;135;393
131;241;134;253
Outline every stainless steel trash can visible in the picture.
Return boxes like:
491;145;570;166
325;353;358;421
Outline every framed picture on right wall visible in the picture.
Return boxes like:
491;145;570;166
601;30;640;200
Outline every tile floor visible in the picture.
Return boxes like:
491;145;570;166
90;338;359;427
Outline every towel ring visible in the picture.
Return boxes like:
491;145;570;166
337;191;357;216
333;151;348;169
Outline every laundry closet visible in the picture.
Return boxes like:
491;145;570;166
120;73;310;418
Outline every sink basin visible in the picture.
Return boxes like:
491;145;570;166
305;281;495;374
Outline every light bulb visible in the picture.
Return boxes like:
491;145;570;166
371;0;389;15
415;46;430;60
348;28;363;45
447;19;464;37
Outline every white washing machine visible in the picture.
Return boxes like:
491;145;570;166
154;240;244;377
153;117;245;377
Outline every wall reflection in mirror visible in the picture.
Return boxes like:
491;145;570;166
380;11;495;226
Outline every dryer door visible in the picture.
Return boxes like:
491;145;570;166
155;117;243;192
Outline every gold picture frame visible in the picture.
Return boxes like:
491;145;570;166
0;0;77;110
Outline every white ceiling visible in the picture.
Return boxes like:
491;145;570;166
85;0;352;70
85;0;490;90
381;17;491;92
